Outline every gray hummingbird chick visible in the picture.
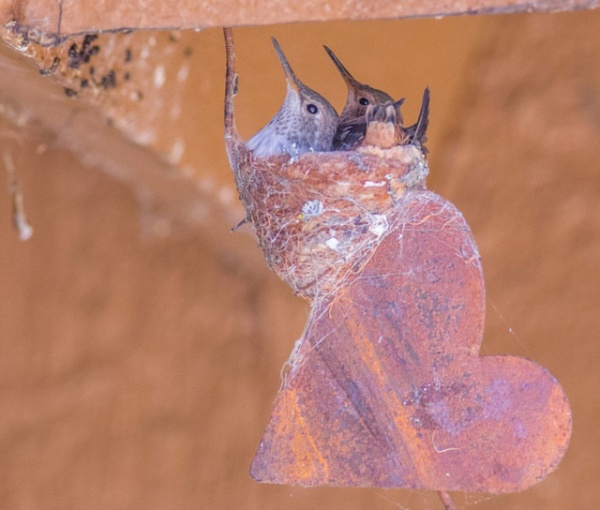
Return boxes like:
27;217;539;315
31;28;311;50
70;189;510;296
324;46;401;150
245;38;339;159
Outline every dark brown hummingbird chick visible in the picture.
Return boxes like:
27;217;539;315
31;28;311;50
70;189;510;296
245;38;339;159
325;46;430;154
324;45;401;150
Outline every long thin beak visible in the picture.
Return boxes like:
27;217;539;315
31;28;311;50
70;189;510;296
272;38;302;93
323;45;361;89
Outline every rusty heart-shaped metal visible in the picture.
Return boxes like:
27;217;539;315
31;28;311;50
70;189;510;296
250;190;571;491
222;28;571;497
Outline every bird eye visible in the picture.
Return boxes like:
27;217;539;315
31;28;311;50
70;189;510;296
359;97;370;106
306;104;318;114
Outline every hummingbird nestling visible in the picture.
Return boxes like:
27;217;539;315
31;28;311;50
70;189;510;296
325;46;430;154
324;46;400;150
245;39;339;159
360;89;431;153
361;99;407;150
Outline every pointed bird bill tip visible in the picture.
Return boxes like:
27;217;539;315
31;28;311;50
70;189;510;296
323;45;361;88
271;37;302;92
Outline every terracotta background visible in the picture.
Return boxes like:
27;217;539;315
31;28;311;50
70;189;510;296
1;7;600;510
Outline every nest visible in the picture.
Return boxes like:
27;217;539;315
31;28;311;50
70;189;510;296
231;145;429;299
223;28;429;300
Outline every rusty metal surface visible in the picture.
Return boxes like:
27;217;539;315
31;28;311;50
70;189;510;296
223;28;572;492
250;190;571;491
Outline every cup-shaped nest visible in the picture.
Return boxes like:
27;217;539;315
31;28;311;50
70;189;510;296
229;145;429;299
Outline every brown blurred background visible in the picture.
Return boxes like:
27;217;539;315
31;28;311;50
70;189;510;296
1;7;600;510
